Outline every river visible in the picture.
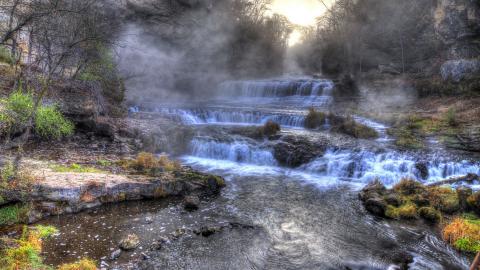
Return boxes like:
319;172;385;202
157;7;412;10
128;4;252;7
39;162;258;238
41;77;480;269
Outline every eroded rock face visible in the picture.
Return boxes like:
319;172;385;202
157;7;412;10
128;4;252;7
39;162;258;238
434;0;480;58
445;125;480;152
7;167;225;224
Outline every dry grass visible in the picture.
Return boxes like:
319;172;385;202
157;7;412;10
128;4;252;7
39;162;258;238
119;152;182;176
443;217;480;253
58;258;97;270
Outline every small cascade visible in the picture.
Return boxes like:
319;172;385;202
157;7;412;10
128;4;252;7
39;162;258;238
158;108;306;127
301;149;480;185
189;137;277;166
219;79;334;97
353;116;391;141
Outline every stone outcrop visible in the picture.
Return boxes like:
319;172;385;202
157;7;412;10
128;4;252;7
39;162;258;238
0;166;225;224
440;59;480;82
273;135;327;167
434;0;480;59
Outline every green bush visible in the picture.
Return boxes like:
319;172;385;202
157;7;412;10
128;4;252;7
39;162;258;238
4;90;34;124
0;46;14;65
0;204;29;226
35;105;74;140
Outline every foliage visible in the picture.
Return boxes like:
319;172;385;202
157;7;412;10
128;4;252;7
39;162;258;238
119;152;182;176
35;105;74;140
57;258;97;270
0;90;34;134
444;108;457;127
1;225;95;270
0;225;54;270
428;186;460;214
418;207;442;222
259;120;281;137
79;45;125;113
443;217;480;253
96;159;112;167
0;204;30;226
0;46;14;65
0;89;74;141
305;108;326;129
51;163;102;173
1;161;15;184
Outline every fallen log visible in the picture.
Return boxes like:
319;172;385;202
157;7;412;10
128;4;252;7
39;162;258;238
428;173;479;187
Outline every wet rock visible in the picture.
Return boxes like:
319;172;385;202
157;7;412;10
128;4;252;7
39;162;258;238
414;162;429;180
273;135;326;167
183;195;200;211
364;197;387;217
145;216;154;224
171;228;186;239
359;180;386;202
111;249;122;260
119;234;140;251
391;252;414;270
193;226;222;237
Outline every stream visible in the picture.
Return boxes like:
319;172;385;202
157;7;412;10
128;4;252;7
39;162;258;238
41;77;480;269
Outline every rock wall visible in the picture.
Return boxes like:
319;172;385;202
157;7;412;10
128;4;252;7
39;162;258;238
434;0;480;59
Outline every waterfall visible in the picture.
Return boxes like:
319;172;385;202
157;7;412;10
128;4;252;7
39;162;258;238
189;138;277;166
301;149;480;185
158;108;307;127
218;79;334;98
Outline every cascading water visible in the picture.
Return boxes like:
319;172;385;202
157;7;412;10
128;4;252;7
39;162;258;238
189;138;277;166
300;149;480;186
218;79;334;97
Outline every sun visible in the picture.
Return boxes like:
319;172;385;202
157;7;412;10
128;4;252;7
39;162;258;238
269;0;331;27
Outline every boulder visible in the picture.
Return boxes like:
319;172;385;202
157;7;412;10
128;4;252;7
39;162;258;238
440;59;480;82
415;162;429;180
110;249;122;260
183;195;200;211
359;180;386;202
273;135;326;167
46;81;105;128
119;234;140;251
364;197;387;217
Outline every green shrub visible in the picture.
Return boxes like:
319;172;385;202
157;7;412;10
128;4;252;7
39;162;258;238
0;46;14;65
5;90;34;124
35;105;74;140
0;204;29;226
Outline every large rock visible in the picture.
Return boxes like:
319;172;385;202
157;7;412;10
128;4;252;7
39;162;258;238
440;59;480;82
273;135;326;167
434;0;480;58
46;81;105;128
445;125;480;152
